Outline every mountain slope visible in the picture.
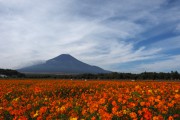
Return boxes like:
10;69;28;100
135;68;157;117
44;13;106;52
17;54;110;74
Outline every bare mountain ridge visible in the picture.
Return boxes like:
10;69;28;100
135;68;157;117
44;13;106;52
18;54;110;74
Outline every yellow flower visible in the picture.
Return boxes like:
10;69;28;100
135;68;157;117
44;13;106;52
33;110;39;118
44;97;48;101
13;97;19;101
148;89;152;93
60;106;66;111
123;110;127;114
70;117;78;120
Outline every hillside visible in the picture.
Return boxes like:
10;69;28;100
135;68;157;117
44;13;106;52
18;54;110;74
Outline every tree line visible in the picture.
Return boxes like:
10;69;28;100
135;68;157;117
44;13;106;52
0;68;179;80
0;69;25;78
26;71;180;80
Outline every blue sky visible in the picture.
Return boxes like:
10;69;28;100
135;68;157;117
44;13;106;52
0;0;180;72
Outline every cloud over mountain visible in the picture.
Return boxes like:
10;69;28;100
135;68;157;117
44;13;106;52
0;0;180;72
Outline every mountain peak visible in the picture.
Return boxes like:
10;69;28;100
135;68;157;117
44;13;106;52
59;54;72;57
57;54;74;58
18;54;111;74
49;54;77;62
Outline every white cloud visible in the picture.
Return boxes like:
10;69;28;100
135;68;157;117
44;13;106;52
150;36;180;50
138;55;180;72
0;0;179;72
175;23;180;33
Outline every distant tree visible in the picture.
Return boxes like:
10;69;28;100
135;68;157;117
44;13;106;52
0;69;25;78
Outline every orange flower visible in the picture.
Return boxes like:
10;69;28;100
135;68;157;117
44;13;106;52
118;97;122;102
26;104;32;110
142;108;148;112
135;85;140;89
39;106;47;115
129;102;136;108
116;111;123;117
7;106;13;111
145;102;151;107
99;98;106;104
153;116;159;120
157;95;161;100
91;116;96;120
168;116;174;120
112;100;117;106
82;109;87;116
112;106;118;114
34;87;42;93
37;116;43;120
143;111;152;120
138;110;143;116
130;112;137;119
140;102;145;106
0;79;179;119
18;116;28;120
174;94;179;99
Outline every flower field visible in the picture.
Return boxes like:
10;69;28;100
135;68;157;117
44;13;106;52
0;80;179;120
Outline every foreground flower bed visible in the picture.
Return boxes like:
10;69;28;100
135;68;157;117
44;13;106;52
0;79;179;120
